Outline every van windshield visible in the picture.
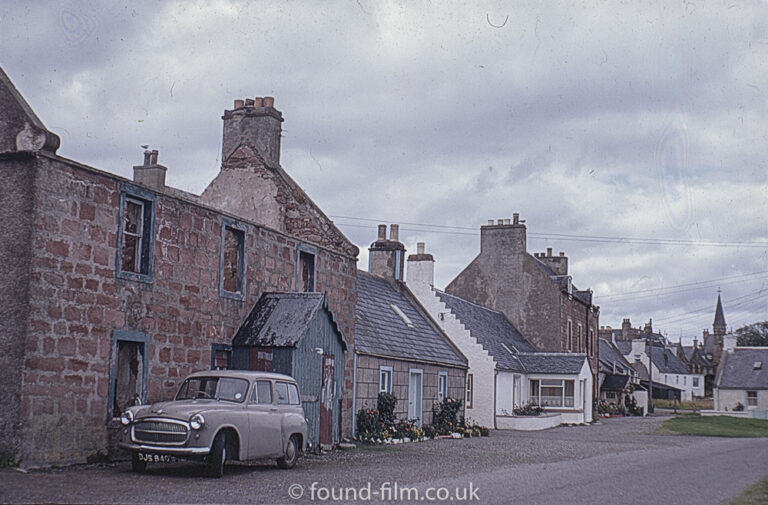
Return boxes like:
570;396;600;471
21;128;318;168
175;377;249;403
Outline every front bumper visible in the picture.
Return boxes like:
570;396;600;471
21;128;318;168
118;442;210;456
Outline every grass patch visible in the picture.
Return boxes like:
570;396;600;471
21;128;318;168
729;475;768;505
662;414;768;437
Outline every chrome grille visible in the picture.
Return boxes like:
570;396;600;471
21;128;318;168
133;419;189;445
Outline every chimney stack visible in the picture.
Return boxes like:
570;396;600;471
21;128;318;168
480;213;527;256
407;241;435;294
369;224;406;281
221;95;284;168
133;147;167;190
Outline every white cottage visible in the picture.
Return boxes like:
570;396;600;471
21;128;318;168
407;243;593;428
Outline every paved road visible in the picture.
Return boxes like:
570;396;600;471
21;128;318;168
1;416;766;504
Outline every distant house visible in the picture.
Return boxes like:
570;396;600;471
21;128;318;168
444;215;600;397
615;339;704;401
231;292;347;449
408;242;594;427
598;339;643;408
714;347;768;413
354;226;468;428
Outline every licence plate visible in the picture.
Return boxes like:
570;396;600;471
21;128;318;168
138;453;175;463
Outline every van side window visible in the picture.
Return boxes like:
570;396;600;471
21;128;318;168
275;382;290;405
251;380;272;404
288;383;300;405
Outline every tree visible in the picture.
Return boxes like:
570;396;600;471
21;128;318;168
735;321;768;347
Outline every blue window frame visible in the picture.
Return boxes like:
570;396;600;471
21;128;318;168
108;330;149;421
219;218;247;300
116;184;156;283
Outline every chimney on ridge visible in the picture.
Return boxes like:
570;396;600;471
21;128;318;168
369;224;406;281
133;148;167;190
221;96;283;168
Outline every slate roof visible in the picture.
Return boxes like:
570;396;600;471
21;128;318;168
717;348;768;389
602;374;631;391
614;341;690;374
516;353;587;374
355;271;466;367
232;292;346;349
435;290;535;372
598;339;633;375
527;254;594;306
682;346;696;362
651;345;690;374
615;341;632;355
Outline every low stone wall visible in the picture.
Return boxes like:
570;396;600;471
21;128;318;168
496;413;562;431
699;410;752;418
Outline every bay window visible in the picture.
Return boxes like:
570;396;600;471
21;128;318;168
530;379;575;408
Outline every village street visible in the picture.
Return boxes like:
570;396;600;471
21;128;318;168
1;416;766;505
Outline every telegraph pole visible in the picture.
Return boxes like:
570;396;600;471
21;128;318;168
647;334;654;415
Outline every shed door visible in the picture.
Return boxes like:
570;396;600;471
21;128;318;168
320;355;335;446
408;370;423;425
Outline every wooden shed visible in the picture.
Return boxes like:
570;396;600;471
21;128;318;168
231;292;347;450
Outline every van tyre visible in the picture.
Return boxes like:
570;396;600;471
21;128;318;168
277;434;299;469
206;432;227;478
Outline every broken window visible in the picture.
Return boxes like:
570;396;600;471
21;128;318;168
110;333;148;420
299;250;315;292
118;191;155;281
222;226;244;294
211;344;232;370
219;221;246;300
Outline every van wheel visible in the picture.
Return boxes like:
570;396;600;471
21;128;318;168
131;453;147;473
206;432;227;478
277;434;299;469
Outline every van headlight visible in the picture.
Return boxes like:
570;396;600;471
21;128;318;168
190;414;205;430
120;411;134;426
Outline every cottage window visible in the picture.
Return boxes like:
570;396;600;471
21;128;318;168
437;372;448;402
117;189;155;282
530;379;575;408
567;320;573;351
747;391;758;407
465;374;474;409
379;366;393;394
693;377;699;388
220;220;246;300
683;376;686;386
108;331;149;420
577;324;582;351
606;391;616;400
298;249;316;292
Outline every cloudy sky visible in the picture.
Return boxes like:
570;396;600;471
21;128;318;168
2;1;766;342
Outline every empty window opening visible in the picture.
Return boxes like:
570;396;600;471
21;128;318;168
113;341;143;418
299;251;316;292
222;226;245;294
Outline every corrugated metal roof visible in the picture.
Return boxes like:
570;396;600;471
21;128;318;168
717;348;768;389
355;271;466;367
436;289;535;372
232;292;346;348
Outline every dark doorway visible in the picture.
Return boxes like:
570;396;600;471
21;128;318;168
320;355;335;446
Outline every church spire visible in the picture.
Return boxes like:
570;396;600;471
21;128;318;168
713;292;726;335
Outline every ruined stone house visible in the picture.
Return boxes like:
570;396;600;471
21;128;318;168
0;66;358;467
445;215;600;395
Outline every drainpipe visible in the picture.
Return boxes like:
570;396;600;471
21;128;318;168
351;352;358;437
